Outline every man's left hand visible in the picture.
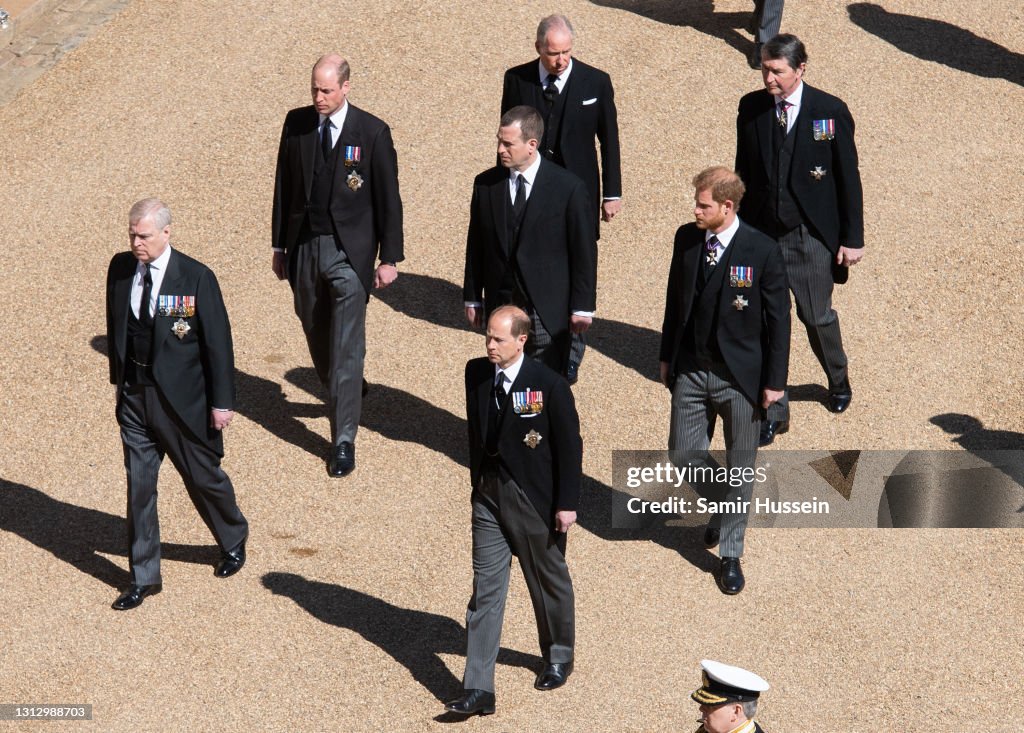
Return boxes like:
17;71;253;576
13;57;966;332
554;510;577;533
210;409;234;431
762;389;784;409
601;199;623;222
836;246;864;267
374;263;398;289
569;314;592;334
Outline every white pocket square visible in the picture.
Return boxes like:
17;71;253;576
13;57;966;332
582;97;598;106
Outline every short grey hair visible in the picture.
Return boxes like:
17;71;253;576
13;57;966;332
741;699;759;720
536;14;574;45
129;198;171;229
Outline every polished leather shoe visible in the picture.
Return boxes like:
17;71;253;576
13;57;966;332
565;361;580;386
215;543;246;577
443;689;495;716
759;419;789;447
717;557;745;595
535;660;573;690
828;390;853;414
703;527;720;549
748;42;763;69
111;583;161;610
328;442;355;477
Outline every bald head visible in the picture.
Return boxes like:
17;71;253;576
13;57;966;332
310;53;351;116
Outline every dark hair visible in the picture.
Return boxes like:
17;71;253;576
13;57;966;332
499;105;544;144
763;33;807;70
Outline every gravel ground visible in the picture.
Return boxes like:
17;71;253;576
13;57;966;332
1;0;1022;730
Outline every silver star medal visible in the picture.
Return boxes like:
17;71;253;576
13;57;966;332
811;166;826;180
172;318;191;340
523;429;543;449
732;294;749;311
346;171;363;191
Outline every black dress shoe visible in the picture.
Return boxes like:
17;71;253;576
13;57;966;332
703;527;720;549
111;583;161;611
828;391;853;414
328;442;355;477
717;557;745;595
535;660;573;690
443;689;495;716
759;419;789;447
748;42;763;69
215;543;246;578
565;361;579;386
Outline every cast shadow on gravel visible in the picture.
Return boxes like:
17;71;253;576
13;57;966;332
0;478;219;589
280;367;469;466
587;0;753;60
373;272;663;383
261;571;540;705
848;4;1024;87
577;476;719;575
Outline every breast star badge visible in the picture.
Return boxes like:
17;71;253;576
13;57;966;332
346;171;363;191
811;166;826;180
172;318;191;340
523;429;543;449
732;294;749;311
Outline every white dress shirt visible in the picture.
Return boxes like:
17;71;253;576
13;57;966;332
131;245;172;319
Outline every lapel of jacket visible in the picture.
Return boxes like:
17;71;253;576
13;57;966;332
337;104;363;169
757;91;776;176
525;66;547;109
790;84;816;169
113;259;135;361
476;364;494;445
151;250;185;360
489;168;511;255
559;62;587;141
680;228;703;323
516;158;552;249
300;108;319;200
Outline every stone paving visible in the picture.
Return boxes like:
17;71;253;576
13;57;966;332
0;0;129;106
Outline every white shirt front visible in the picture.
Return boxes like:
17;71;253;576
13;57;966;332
318;101;349;148
777;81;804;135
131;245;172;320
494;353;525;395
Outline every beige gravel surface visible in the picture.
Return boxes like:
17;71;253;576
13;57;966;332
1;0;1023;730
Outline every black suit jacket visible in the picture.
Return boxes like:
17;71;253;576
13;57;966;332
735;83;864;253
463;159;597;337
466;356;583;523
106;249;235;454
660;221;791;405
272;103;404;295
501;59;622;216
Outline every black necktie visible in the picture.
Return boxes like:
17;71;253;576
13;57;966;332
321;119;333;161
139;264;153;326
543;73;559;106
486;372;507;454
494;372;507;407
512;174;526;220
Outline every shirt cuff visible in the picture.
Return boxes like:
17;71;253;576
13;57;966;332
212;407;232;412
272;247;285;253
464;301;483;308
571;310;594;317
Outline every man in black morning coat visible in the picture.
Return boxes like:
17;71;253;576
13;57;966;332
463;105;597;380
106;198;248;611
735;33;864;446
444;306;583;717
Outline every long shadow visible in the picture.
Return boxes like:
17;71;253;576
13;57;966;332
577;475;719;575
588;0;753;58
0;478;216;589
262;572;540;703
929;414;1024;513
374;272;662;382
848;3;1024;87
283;367;469;466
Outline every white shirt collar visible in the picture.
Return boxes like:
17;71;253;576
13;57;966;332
537;58;572;89
509;153;543;192
780;80;803;110
141;244;172;273
319;100;349;131
495;353;525;387
707;215;741;250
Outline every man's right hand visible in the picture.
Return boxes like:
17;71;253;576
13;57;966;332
272;251;288;280
465;305;482;329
